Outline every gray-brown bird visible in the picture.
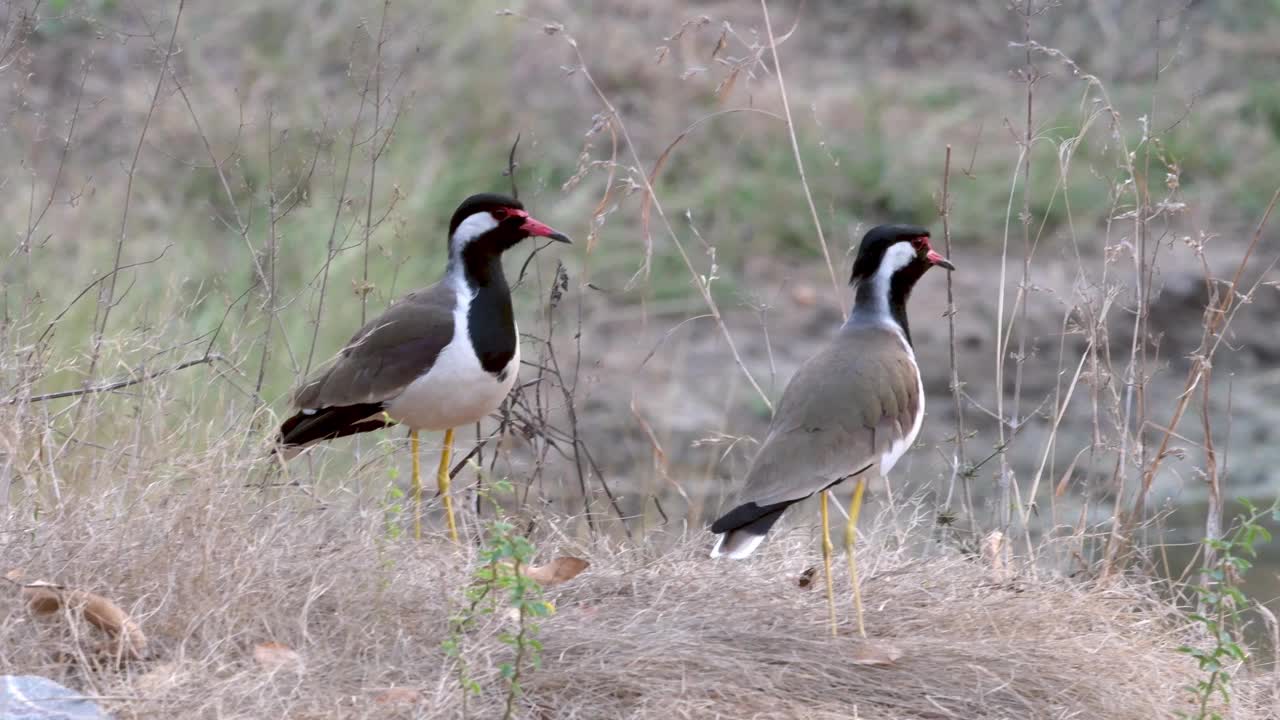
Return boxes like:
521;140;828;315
277;193;570;541
710;224;954;636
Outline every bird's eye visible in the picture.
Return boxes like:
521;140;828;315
491;208;509;221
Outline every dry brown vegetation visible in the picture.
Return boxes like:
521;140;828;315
3;0;1280;717
4;478;1273;719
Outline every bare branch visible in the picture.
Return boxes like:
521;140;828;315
5;354;224;405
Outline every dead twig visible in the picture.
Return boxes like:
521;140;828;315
4;354;225;405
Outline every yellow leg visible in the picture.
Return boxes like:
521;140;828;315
820;491;837;637
437;428;459;543
411;431;422;540
844;477;867;638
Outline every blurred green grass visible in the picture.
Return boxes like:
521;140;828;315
4;0;1280;420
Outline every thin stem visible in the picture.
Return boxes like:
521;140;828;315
759;0;842;317
361;0;391;327
4;354;223;405
939;145;971;527
1008;0;1035;532
88;0;185;380
304;56;372;379
560;36;775;414
254;109;279;404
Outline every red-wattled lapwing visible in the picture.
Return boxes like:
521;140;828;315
277;193;570;541
710;224;954;636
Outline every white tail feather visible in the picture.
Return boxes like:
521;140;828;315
710;531;766;559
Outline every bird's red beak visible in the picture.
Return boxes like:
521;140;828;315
515;210;571;244
926;249;956;271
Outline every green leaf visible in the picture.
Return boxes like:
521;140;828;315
1227;556;1252;572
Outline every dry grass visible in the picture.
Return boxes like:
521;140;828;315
4;1;1280;717
3;472;1268;719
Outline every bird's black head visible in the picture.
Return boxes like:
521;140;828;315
849;224;953;285
446;192;570;287
848;224;955;345
447;192;570;257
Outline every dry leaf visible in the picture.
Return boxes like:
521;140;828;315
1053;447;1089;497
253;642;304;673
790;284;818;307
22;585;63;614
523;556;589;587
797;567;817;589
715;67;741;102
982;530;1009;581
21;585;147;659
710;28;728;59
850;642;903;666
373;687;421;705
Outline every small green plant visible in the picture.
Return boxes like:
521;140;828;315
383;474;405;541
375;463;405;593
1177;498;1279;720
442;478;554;720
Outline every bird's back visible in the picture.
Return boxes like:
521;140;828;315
293;281;457;410
735;322;922;509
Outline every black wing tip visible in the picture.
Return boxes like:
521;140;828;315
709;500;794;559
710;499;794;535
277;402;392;449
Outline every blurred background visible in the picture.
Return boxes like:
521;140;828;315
2;0;1278;598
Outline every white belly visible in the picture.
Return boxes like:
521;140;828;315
384;319;520;431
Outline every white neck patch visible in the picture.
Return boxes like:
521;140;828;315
451;211;499;253
865;241;916;314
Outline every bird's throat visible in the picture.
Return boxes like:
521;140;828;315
454;254;517;376
851;270;917;346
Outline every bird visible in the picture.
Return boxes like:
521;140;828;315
277;192;570;541
709;224;954;637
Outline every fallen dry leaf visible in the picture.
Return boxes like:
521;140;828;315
850;642;904;666
797;567;817;589
523;556;589;587
253;642;304;673
20;584;147;659
373;687;422;705
21;585;63;614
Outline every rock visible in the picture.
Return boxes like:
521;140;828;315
1;675;110;719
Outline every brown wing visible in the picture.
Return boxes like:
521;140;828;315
735;325;920;509
293;282;457;410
